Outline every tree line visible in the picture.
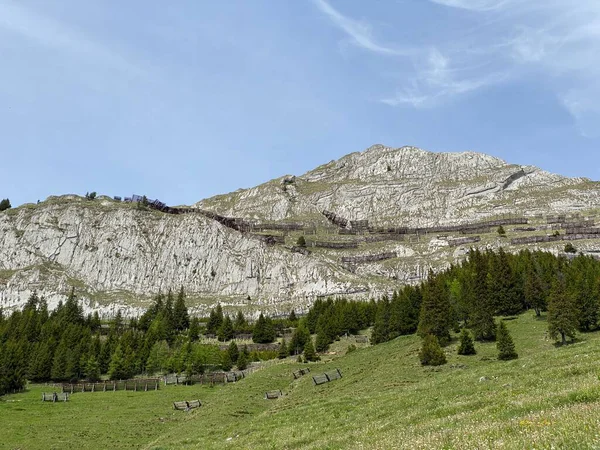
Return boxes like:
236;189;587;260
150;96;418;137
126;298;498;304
0;288;289;396
2;247;598;394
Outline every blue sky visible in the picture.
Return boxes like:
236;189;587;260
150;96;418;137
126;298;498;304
1;0;599;207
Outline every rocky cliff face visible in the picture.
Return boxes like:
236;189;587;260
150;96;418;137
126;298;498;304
2;145;600;315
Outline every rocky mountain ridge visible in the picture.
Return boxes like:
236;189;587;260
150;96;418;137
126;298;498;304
2;145;599;316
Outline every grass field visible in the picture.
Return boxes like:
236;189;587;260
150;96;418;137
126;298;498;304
3;312;600;449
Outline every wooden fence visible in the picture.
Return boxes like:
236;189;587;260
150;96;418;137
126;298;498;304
60;378;160;393
313;369;343;385
42;392;69;402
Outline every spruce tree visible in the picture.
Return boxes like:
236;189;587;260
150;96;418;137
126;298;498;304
496;321;518;360
85;355;101;382
234;311;248;334
470;260;496;341
218;315;235;341
221;351;233;371
488;249;522;315
207;304;224;335
236;350;249;370
0;198;11;211
173;287;190;332
188;317;201;341
419;334;446;366
227;341;239;365
547;278;578;344
108;344;127;380
303;338;319;362
524;264;546;316
289;322;309;355
296;236;306;247
371;296;390;344
278;338;289;359
417;272;453;345
457;328;476;355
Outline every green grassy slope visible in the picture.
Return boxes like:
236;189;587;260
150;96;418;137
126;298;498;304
3;312;600;449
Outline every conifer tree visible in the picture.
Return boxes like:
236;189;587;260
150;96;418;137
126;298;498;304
85;355;101;382
524;264;546;316
237;350;249;370
296;235;306;247
470;255;496;341
419;334;446;366
51;339;68;381
234;310;248;334
206;304;223;335
218;315;235;341
108;344;127;380
221;351;233;371
417;272;453;345
278;338;288;359
496;320;518;360
371;296;390;344
315;322;331;353
488;249;522;315
288;310;298;325
457;328;476;355
227;341;239;365
252;313;275;343
547;278;578;344
303;338;319;362
188;317;201;341
288;322;309;355
173;287;190;332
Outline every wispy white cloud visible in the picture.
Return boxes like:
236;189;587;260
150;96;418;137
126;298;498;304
312;0;410;55
315;0;600;136
429;0;513;12
0;2;144;78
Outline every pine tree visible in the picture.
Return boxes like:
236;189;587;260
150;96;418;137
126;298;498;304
488;249;522;315
188;317;201;341
371;296;390;344
296;236;306;247
288;322;309;355
108;344;127;380
221;351;233;371
237;350;249;370
51;340;68;381
547;278;578;344
315;324;331;353
419;335;446;366
227;341;239;365
252;313;275;343
234;311;248;334
496;321;518;360
173;287;190;332
218;315;235;341
417;272;453;345
278;338;288;359
524;264;546;316
0;198;11;211
470;256;496;341
288;310;298;325
85;355;101;382
303;338;319;362
457;328;476;355
206;304;223;335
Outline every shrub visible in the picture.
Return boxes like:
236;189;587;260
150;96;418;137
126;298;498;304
296;236;306;248
419;334;447;366
564;243;577;254
497;225;506;236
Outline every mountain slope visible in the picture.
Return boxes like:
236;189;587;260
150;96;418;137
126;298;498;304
2;145;600;314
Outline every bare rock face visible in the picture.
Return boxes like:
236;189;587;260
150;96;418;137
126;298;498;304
197;145;600;226
2;145;600;315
